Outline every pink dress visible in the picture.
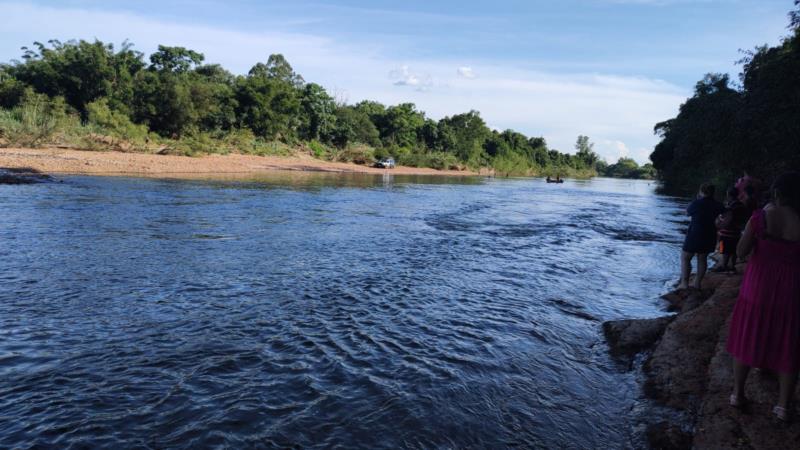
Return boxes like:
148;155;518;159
727;209;800;373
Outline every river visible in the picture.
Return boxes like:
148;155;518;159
0;173;685;448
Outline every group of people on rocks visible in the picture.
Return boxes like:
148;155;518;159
679;170;800;421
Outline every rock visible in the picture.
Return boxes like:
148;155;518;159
646;421;693;450
644;276;741;411
603;316;675;357
0;167;52;184
660;269;732;313
661;289;713;313
691;309;800;449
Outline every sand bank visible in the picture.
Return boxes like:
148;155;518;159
0;147;481;179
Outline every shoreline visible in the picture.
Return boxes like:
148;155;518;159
0;147;483;179
604;263;800;448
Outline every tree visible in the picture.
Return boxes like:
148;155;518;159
438;110;489;163
0;37;608;175
300;83;336;141
650;71;743;192
132;70;197;137
149;45;204;73
236;64;301;140
10;39;145;118
189;66;238;132
379;103;425;148
248;54;304;87
332;106;380;148
575;135;599;168
0;67;25;108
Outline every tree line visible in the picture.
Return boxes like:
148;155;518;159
0;40;601;176
650;1;800;194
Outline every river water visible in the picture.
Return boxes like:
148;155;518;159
0;173;685;448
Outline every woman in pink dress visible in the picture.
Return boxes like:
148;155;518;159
727;172;800;421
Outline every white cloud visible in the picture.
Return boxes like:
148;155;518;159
457;66;476;79
597;140;630;162
0;1;689;164
390;65;433;91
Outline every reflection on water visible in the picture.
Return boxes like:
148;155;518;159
0;174;684;448
131;170;484;189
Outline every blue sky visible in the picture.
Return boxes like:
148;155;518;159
0;0;793;162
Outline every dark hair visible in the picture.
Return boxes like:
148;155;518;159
727;186;738;199
700;182;716;198
772;172;800;213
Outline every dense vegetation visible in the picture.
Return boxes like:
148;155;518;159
0;40;600;176
598;157;656;180
651;1;800;193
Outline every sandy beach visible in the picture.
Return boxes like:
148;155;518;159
0;147;481;178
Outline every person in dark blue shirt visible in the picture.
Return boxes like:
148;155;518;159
678;182;725;290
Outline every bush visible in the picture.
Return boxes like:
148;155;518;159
425;152;460;170
171;130;227;156
86;98;151;148
308;139;328;159
0;90;78;147
0;75;26;109
335;143;375;165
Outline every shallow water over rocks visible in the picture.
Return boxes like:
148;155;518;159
0;174;685;448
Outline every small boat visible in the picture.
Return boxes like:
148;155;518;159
546;177;564;184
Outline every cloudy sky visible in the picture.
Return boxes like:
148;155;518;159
0;0;793;162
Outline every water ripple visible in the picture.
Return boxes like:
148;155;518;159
0;175;684;448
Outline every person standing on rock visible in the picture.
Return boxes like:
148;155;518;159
736;167;761;205
714;186;749;273
678;183;725;290
727;172;800;421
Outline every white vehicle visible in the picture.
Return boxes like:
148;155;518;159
375;157;396;169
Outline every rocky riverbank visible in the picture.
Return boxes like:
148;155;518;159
604;266;800;449
0;167;53;184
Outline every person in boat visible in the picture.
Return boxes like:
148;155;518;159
677;182;725;290
546;176;552;183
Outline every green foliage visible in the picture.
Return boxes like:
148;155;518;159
377;103;425;148
652;4;800;193
575;135;600;169
300;83;336;141
170;131;223;156
492;151;536;176
86;98;150;145
0;69;26;108
10;40;145;119
236;62;301;140
248;54;304;87
334;143;375;165
331;105;381;149
0;38;600;173
132;70;197;137
600;157;656;179
438;110;489;163
308;139;327;159
149;45;204;73
0;89;76;146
